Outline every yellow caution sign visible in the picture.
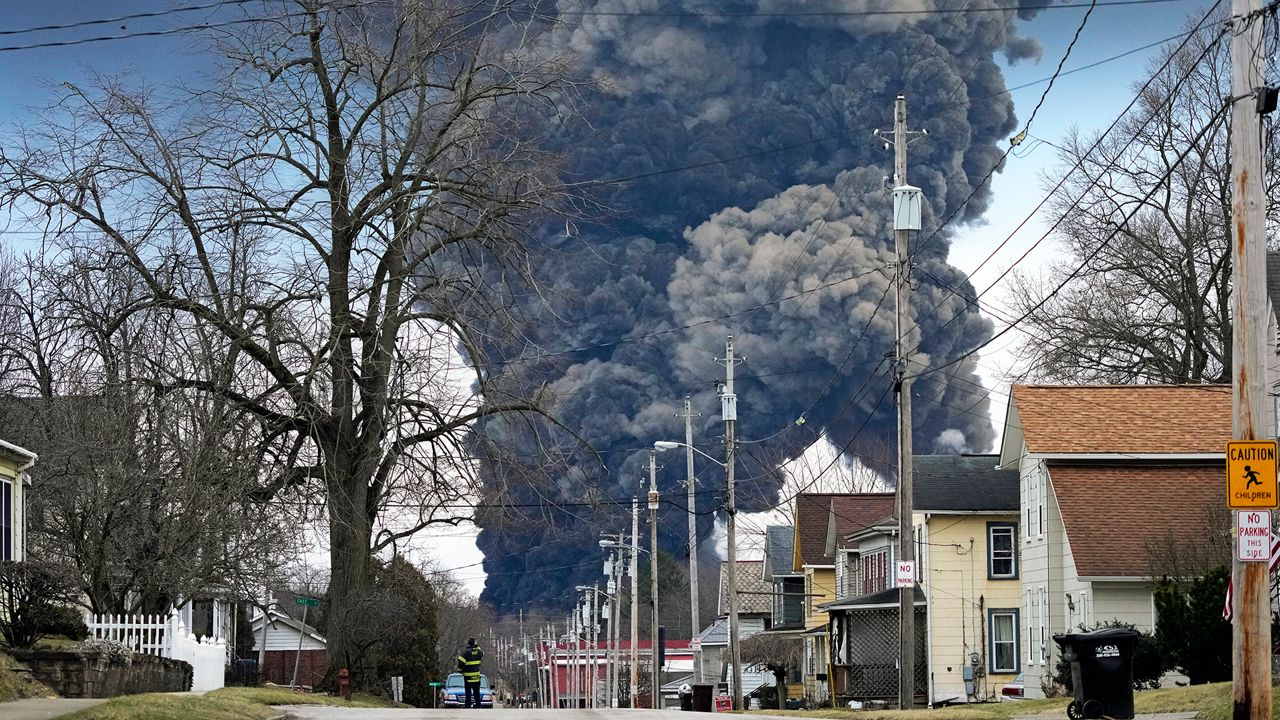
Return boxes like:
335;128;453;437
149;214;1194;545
1227;440;1279;509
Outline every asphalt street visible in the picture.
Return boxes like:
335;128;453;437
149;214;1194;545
273;709;799;719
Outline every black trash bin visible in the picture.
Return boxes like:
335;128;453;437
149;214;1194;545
691;684;714;712
1053;627;1139;720
679;687;694;711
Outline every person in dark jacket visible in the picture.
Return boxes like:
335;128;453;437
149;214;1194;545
456;637;484;708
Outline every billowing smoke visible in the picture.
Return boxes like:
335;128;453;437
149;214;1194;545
471;0;1037;612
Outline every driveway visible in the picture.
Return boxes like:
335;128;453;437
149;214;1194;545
0;699;105;720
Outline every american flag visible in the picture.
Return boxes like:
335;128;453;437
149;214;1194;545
1222;535;1280;621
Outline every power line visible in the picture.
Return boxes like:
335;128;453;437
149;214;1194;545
548;0;1193;18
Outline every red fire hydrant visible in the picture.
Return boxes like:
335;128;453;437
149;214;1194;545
337;668;351;701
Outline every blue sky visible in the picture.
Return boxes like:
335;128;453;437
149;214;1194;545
0;0;1218;592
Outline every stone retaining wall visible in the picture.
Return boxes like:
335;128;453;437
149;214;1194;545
11;649;193;698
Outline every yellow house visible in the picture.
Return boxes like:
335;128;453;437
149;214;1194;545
915;455;1021;704
0;438;35;562
792;492;894;704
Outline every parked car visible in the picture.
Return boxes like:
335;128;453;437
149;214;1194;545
442;672;494;708
1001;673;1025;700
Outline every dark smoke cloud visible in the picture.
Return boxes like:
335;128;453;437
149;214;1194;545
471;0;1021;612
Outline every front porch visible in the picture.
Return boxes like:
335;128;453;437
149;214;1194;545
826;587;927;705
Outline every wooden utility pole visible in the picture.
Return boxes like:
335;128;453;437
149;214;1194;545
1230;0;1272;716
887;94;923;710
678;397;703;681
648;451;662;709
720;336;744;711
629;498;639;709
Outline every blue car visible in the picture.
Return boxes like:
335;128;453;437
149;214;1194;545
442;672;493;708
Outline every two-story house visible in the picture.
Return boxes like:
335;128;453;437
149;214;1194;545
763;525;804;630
792;492;894;703
915;454;1021;704
1000;384;1227;698
0;438;35;561
696;559;772;696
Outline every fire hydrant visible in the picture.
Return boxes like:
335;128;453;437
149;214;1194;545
337;668;351;701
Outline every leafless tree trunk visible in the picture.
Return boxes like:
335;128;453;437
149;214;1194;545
1;0;585;681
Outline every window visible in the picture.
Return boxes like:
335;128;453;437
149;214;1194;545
1038;586;1048;664
860;548;890;596
0;479;12;562
1025;468;1038;538
988;609;1020;674
987;523;1018;579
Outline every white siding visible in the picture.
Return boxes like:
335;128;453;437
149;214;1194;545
254;619;326;652
1091;582;1157;632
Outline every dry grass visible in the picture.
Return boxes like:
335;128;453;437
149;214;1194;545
0;651;57;701
61;686;401;720
745;682;1274;720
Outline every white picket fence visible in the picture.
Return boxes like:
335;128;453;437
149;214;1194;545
86;609;226;692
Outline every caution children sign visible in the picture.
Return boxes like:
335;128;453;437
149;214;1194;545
1227;440;1279;509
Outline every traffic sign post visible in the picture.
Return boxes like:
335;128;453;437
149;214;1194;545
1227;440;1278;508
291;597;318;689
1237;511;1272;562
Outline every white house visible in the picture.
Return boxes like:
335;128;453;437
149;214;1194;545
999;384;1228;698
0;438;35;562
250;608;328;687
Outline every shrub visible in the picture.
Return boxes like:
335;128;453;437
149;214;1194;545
0;562;79;648
41;605;88;641
1154;566;1232;684
72;637;135;665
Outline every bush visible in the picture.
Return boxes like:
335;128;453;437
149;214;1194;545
0;562;79;648
72;637;135;665
1052;620;1167;691
41;605;88;641
1154;566;1232;684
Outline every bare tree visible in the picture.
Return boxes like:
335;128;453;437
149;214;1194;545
1009;10;1280;384
0;0;584;679
0;250;293;613
739;633;801;710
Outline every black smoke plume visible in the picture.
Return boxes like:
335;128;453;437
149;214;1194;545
471;0;1038;613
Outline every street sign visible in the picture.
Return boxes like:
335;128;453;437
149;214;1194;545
690;637;702;652
1227;440;1278;508
295;596;320;607
1237;510;1273;562
896;560;915;588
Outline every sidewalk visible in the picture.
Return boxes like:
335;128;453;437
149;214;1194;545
0;699;105;720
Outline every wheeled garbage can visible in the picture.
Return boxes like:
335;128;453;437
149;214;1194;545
1053;627;1139;720
691;684;714;712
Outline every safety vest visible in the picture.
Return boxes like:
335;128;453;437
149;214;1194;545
457;646;483;682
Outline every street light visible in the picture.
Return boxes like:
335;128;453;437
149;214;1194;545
655;437;741;710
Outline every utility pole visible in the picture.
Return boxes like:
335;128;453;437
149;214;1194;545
881;94;924;710
677;396;703;681
718;336;744;711
630;497;640;709
648;451;662;709
1230;0;1272;716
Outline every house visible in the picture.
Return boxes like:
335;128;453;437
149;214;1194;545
915;454;1021;705
792;492;894;703
249;608;327;688
999;384;1228;699
695;559;771;697
824;508;925;704
0;438;34;562
762;526;804;630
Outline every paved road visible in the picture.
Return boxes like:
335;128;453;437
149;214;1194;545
0;699;105;720
275;708;797;719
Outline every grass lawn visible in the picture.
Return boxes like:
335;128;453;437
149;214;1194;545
0;651;56;702
744;682;1271;720
62;686;401;720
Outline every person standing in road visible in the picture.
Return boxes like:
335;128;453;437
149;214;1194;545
457;637;484;708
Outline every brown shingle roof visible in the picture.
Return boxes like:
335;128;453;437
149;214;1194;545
1051;464;1222;577
794;493;896;567
830;495;896;550
795;494;839;568
1012;385;1231;454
